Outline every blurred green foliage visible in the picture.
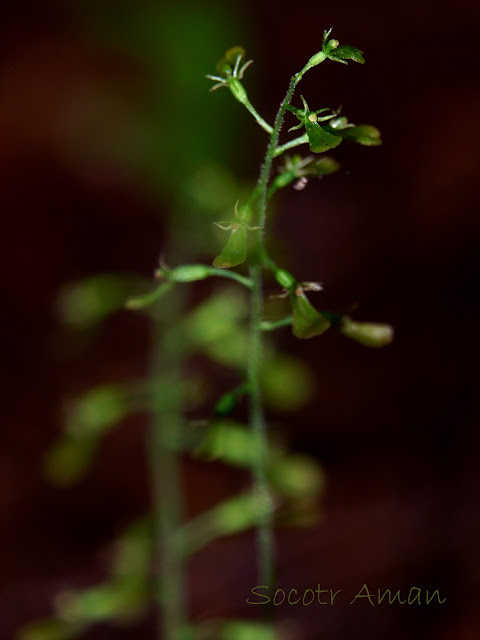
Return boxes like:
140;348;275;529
73;1;249;195
44;384;132;484
57;275;137;329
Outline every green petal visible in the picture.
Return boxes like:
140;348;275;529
329;45;365;64
212;225;247;268
338;124;382;146
216;59;232;75
216;46;246;76
291;291;331;338
224;46;246;66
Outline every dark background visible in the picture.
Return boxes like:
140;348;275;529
1;1;479;638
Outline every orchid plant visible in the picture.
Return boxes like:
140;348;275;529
20;29;392;640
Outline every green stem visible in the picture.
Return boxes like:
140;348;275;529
243;98;274;134
149;294;187;640
273;133;309;157
248;262;274;588
202;267;252;288
125;282;175;310
126;268;252;311
260;316;293;331
248;74;302;590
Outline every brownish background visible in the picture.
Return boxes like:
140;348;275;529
1;1;479;638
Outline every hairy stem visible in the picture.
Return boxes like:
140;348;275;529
273;132;309;157
248;74;302;590
257;75;299;231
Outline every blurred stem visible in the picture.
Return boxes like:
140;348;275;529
247;262;273;588
149;291;187;640
260;316;293;331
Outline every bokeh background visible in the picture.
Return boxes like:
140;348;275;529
1;0;479;638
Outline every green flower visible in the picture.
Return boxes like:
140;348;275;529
286;96;343;153
212;202;260;269
324;116;382;146
286;98;382;152
322;28;365;65
212;223;248;269
339;317;393;347
290;285;331;339
206;46;253;94
296;28;365;80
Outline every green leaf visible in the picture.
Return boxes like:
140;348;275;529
291;291;331;339
212;224;247;268
305;120;342;153
339;317;394;347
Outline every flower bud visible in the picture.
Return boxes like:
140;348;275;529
169;264;213;282
273;268;296;290
339;317;394;347
326;38;340;50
